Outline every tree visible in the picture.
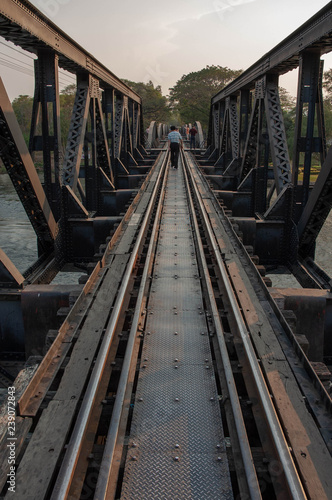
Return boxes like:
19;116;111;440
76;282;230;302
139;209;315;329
168;65;242;131
12;95;33;144
60;84;76;149
122;79;171;130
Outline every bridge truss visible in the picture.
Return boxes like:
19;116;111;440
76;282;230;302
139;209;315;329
205;2;332;288
0;2;332;499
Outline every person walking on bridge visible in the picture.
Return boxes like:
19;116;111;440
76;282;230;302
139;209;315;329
189;125;198;150
168;125;183;169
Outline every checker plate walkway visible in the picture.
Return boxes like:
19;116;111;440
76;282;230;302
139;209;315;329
121;165;233;499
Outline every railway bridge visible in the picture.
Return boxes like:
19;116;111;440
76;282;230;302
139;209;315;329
0;1;332;499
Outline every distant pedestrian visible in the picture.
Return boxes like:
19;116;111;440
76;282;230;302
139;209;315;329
168;126;183;169
189;125;198;150
185;124;189;140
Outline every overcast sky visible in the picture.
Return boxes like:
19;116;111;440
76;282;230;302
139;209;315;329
1;0;332;100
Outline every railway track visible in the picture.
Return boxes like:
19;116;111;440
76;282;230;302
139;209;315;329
1;148;332;499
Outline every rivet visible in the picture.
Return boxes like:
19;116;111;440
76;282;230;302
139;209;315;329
174;358;178;362
173;456;179;462
132;442;137;448
206;366;210;369
132;456;138;461
142;365;147;369
174;331;178;335
175;398;179;402
174;365;178;369
138;397;143;402
217;456;222;462
216;444;221;449
210;397;214;401
175;444;180;449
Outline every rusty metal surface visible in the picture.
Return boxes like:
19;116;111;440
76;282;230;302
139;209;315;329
121;166;233;499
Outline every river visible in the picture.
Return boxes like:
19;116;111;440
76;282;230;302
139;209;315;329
0;173;37;274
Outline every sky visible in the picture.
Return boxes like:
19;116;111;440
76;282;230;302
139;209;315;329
1;0;332;101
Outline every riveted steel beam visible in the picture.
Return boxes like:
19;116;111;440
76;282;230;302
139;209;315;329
292;50;325;210
264;76;292;195
62;76;91;191
29;49;62;214
0;0;141;104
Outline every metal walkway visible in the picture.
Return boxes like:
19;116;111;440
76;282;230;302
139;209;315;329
121;164;233;499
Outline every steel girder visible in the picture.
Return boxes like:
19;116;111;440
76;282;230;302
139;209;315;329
217;97;239;171
292;50;326;211
208;104;221;161
0;0;141;104
29;49;62;214
146;121;158;148
216;77;291;215
265;76;292;194
62;83;90;191
62;74;114;206
239;89;251;158
193;121;204;149
0;77;57;253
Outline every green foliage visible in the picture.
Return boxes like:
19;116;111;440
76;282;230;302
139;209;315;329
122;79;171;130
168;65;242;130
60;84;76;149
279;87;296;158
11;85;76;150
12;95;33;145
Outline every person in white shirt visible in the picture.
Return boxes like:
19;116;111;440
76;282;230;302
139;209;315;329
168;126;183;169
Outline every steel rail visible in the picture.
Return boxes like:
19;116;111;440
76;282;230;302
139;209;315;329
93;153;170;500
181;152;261;500
51;150;168;500
183;152;307;500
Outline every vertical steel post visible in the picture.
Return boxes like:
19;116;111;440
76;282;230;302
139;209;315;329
292;50;322;212
29;49;62;216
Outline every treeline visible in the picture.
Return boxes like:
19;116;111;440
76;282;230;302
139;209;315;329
11;66;332;161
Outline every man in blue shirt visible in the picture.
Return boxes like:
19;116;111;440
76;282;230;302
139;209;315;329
168;126;183;169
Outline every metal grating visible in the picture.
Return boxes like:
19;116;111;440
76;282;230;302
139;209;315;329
120;166;233;499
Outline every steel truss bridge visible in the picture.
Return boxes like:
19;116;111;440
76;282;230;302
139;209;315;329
0;1;332;499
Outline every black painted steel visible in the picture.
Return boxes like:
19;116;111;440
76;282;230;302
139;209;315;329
206;3;332;276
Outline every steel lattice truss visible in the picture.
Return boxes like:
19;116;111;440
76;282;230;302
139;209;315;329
0;0;147;284
206;2;332;281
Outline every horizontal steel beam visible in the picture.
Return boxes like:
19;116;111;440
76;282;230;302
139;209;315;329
0;0;141;103
212;2;332;104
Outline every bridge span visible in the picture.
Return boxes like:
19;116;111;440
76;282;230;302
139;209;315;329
0;1;332;499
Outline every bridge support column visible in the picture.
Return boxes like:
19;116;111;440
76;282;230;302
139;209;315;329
29;49;62;218
292;50;326;216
